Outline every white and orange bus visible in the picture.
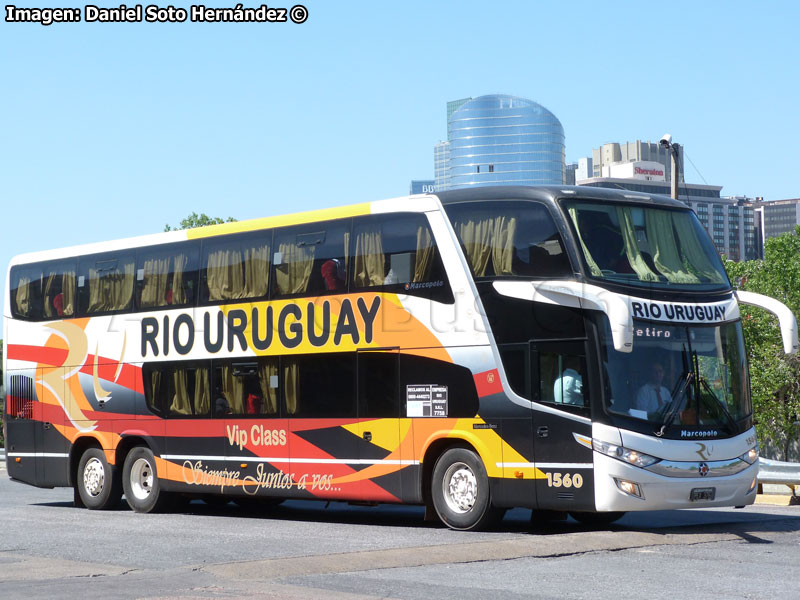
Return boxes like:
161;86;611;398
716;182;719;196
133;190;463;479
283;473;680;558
4;186;796;530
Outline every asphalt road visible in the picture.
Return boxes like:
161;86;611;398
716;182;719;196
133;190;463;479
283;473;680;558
1;468;799;599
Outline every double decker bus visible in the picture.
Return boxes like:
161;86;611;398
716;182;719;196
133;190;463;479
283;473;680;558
4;186;796;530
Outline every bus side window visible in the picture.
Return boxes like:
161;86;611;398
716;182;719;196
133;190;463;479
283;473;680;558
77;252;136;315
538;350;588;410
212;359;279;417
351;214;452;303
272;221;349;297
499;344;530;400
145;364;212;418
358;352;399;418
202;233;271;304
447;200;571;279
282;354;356;418
10;266;43;321
144;367;165;415
41;261;77;319
138;242;200;309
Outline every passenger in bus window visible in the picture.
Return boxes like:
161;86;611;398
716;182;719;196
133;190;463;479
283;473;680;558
553;367;584;406
321;258;345;291
214;386;231;416
635;361;671;413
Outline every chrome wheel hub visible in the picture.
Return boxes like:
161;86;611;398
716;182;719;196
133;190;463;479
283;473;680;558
443;462;478;513
83;457;105;497
130;458;154;501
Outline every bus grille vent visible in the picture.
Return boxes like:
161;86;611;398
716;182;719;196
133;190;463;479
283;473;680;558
7;375;38;420
557;492;574;500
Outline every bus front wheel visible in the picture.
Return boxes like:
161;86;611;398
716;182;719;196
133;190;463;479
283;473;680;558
431;447;503;531
122;446;163;513
77;447;122;510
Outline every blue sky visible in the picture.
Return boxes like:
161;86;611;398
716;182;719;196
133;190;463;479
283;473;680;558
2;1;799;313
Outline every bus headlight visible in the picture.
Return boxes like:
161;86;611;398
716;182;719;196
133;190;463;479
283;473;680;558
739;445;759;465
593;440;660;468
614;478;644;499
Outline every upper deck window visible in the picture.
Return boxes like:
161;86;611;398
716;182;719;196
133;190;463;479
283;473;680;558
273;221;348;297
78;253;136;315
139;242;199;309
10;260;77;321
445;201;571;279
202;233;270;303
351;213;452;303
563;201;729;291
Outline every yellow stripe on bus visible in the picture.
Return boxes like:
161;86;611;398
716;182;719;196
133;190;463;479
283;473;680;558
185;203;373;239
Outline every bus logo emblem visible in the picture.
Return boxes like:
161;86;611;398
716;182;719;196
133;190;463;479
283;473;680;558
698;462;710;477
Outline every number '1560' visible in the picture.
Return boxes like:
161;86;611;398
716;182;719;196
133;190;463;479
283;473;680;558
545;472;583;488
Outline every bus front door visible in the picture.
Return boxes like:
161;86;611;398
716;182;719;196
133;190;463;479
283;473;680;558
530;341;595;512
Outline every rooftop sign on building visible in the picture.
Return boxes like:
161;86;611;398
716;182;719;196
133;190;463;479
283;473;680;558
602;160;666;181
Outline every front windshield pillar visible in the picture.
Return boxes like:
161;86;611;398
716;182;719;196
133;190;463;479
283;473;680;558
493;280;634;352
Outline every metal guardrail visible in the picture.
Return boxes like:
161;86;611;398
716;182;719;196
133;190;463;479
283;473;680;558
758;457;800;497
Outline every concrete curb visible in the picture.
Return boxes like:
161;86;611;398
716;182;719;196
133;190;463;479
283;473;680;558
755;494;800;506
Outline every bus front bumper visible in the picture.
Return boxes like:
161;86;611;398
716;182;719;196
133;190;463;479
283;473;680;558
593;453;758;512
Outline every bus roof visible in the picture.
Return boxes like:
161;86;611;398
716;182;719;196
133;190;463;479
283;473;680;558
8;186;687;268
433;184;690;210
6;194;436;268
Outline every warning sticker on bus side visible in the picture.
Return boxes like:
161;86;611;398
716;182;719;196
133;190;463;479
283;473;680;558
406;385;448;417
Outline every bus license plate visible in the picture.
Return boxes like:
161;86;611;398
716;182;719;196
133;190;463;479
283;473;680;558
690;487;716;501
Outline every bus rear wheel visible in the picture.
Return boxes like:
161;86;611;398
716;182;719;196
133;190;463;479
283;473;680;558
431;447;503;531
123;446;164;513
77;447;122;510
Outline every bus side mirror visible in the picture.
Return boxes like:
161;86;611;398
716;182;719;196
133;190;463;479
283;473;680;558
736;290;799;354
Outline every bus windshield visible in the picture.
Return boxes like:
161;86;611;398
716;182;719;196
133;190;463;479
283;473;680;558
563;200;730;292
602;319;751;432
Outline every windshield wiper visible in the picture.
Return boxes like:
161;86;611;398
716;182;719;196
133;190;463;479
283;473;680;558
654;370;693;437
697;376;737;433
655;343;695;437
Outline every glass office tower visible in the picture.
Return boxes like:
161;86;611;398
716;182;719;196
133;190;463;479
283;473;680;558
447;94;565;188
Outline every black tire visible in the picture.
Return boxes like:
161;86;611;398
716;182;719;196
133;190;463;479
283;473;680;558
431;447;502;531
122;446;164;513
77;447;122;510
569;511;626;526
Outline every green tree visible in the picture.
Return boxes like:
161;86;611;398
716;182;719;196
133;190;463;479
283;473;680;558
164;212;236;231
726;226;800;460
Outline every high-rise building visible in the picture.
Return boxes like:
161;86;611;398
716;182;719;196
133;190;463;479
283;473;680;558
446;98;472;138
565;163;577;185
760;198;800;240
590;141;684;182
433;141;449;192
575;157;592;181
436;94;565;190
